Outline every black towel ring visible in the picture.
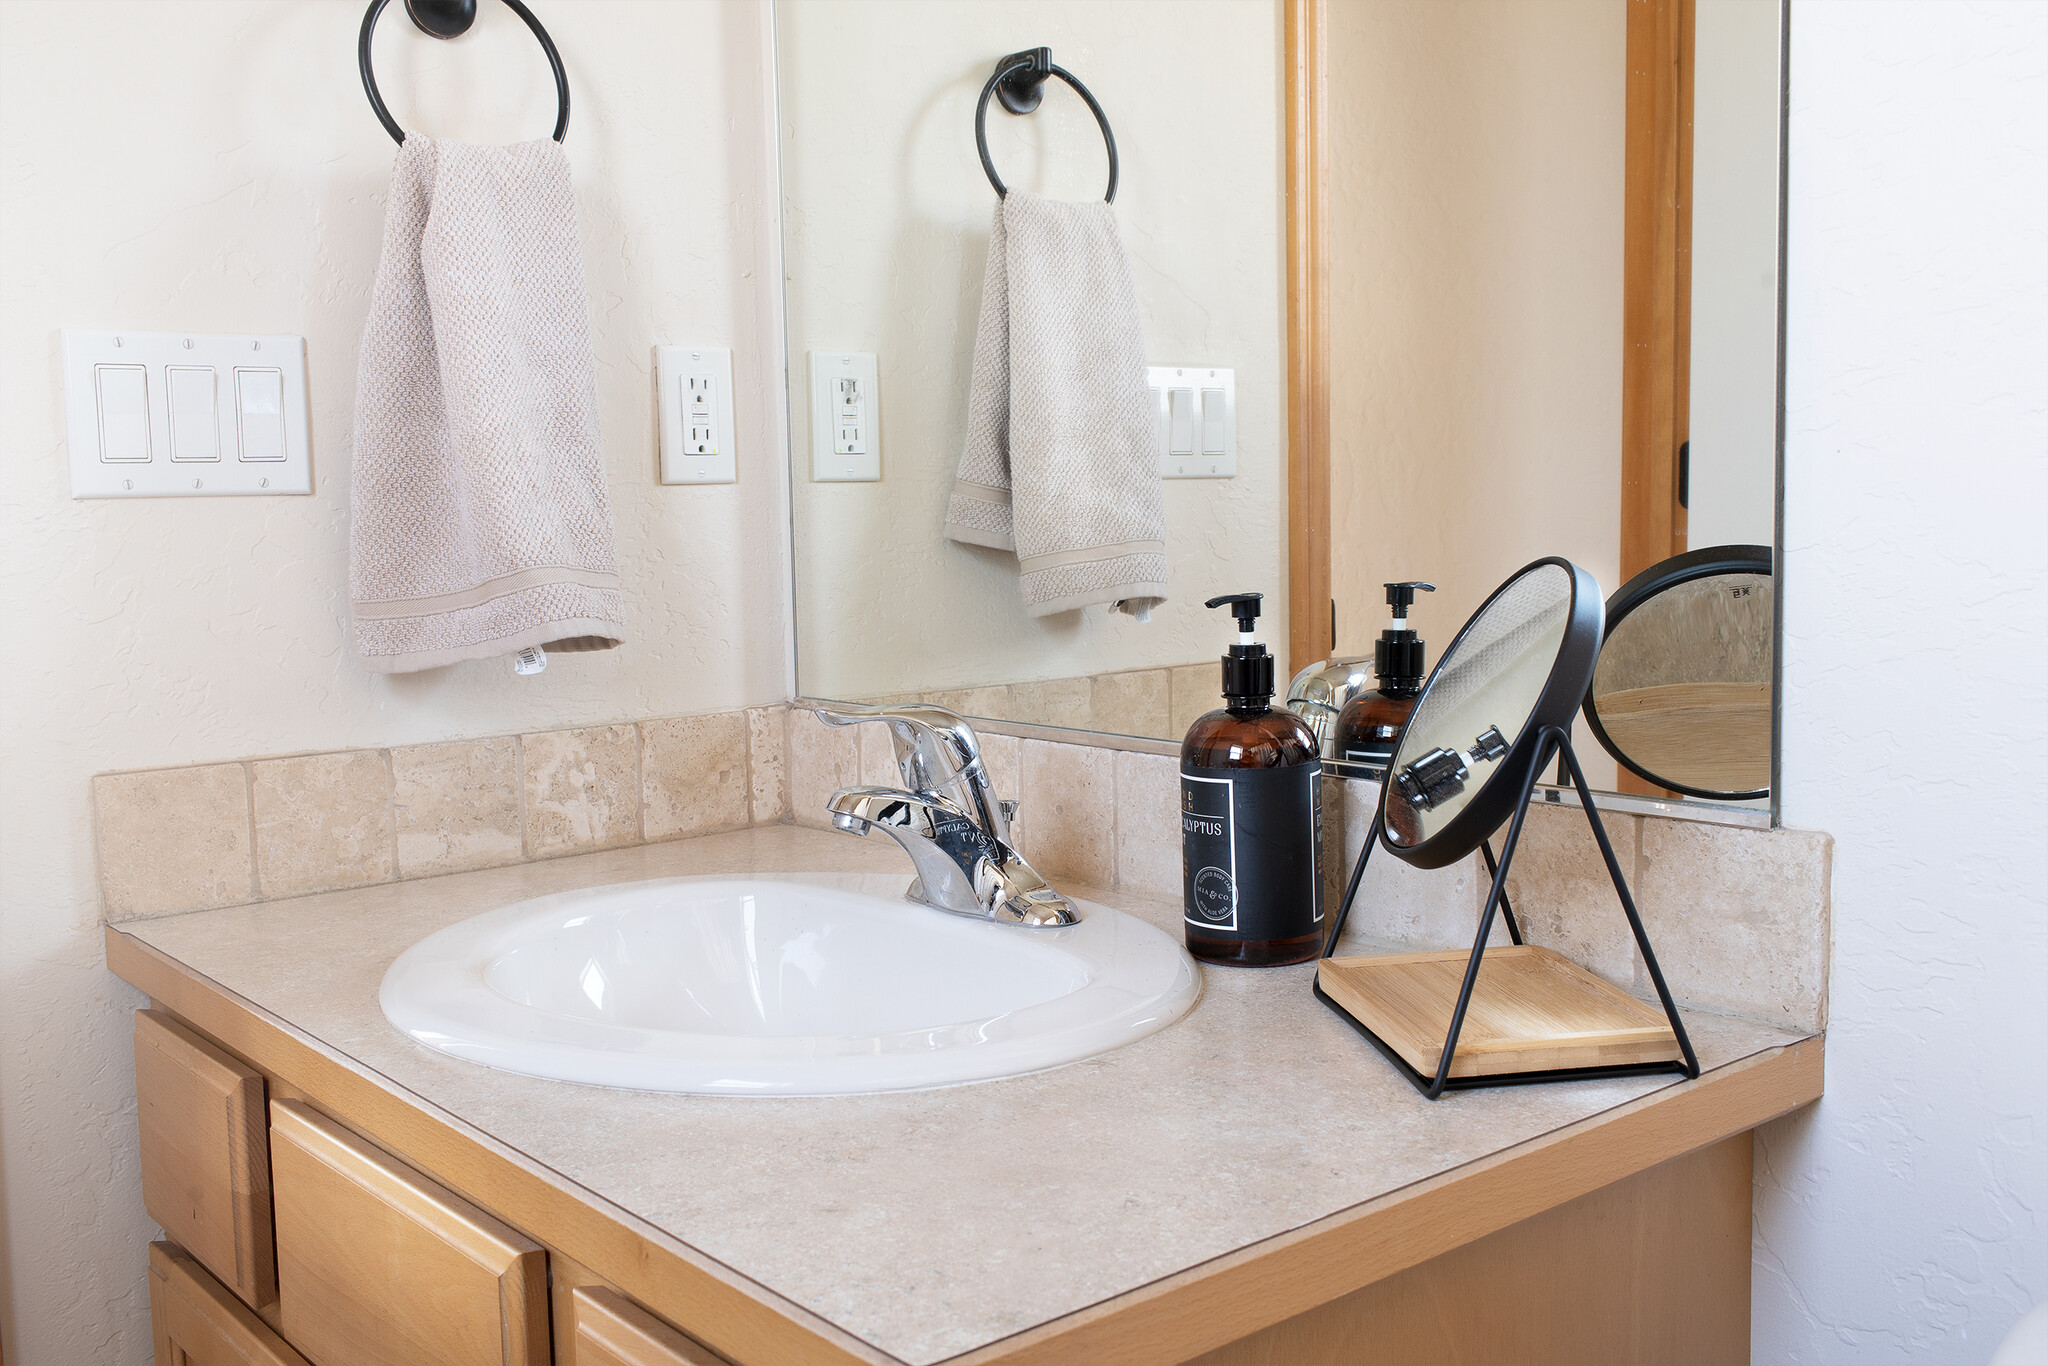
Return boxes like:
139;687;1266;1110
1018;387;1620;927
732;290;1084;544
358;0;570;145
975;48;1118;203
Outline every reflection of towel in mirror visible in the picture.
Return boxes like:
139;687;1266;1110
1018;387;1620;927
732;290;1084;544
944;190;1167;619
349;133;626;674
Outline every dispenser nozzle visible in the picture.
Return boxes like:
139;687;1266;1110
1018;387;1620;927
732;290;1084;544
1204;592;1264;635
1384;581;1436;620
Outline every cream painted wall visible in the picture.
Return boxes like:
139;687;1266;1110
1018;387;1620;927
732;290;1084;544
1325;0;1624;788
0;2;789;1359
778;0;1287;699
1762;1;2047;1357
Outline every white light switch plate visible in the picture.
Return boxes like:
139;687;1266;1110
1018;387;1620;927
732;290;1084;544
809;351;880;482
62;330;311;497
656;345;736;484
1148;364;1237;478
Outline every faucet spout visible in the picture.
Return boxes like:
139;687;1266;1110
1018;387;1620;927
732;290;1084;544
814;705;1077;928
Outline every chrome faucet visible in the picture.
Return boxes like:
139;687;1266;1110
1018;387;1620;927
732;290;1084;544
812;702;1077;928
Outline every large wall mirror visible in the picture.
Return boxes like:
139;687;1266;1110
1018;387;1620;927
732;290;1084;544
776;0;1785;820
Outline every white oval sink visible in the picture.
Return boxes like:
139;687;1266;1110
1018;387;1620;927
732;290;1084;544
379;875;1200;1095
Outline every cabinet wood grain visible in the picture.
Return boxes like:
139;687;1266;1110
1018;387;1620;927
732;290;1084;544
572;1285;728;1366
147;1241;309;1366
269;1099;549;1366
135;1009;276;1308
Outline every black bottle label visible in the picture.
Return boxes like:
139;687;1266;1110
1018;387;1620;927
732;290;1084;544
1340;731;1398;780
1181;764;1323;940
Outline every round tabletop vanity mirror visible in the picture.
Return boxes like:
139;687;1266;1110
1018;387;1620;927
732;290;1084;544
1380;558;1604;867
1581;545;1774;801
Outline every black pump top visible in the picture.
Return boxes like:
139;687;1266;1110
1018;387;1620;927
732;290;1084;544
1376;581;1435;692
1205;592;1275;709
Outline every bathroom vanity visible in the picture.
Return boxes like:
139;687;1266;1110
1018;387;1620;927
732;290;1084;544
109;823;1820;1366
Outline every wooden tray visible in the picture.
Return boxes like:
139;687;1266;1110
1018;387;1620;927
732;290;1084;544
1317;944;1682;1080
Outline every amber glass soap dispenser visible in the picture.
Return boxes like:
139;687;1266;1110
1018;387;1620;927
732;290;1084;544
1334;581;1435;780
1181;592;1324;967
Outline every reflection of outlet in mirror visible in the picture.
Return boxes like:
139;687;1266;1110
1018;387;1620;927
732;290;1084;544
1147;365;1236;478
810;351;880;481
656;345;735;485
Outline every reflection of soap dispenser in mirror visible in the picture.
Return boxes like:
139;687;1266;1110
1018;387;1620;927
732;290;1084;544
1333;581;1436;780
1181;592;1324;968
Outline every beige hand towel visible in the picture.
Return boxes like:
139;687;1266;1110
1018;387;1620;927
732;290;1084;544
944;190;1167;618
349;133;625;673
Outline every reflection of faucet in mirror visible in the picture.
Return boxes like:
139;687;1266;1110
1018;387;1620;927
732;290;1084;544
812;703;1078;927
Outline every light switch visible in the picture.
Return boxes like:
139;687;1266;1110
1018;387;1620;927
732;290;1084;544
656;346;736;484
1167;388;1196;456
1147;365;1237;478
94;364;152;463
167;366;219;462
234;368;286;462
809;351;880;481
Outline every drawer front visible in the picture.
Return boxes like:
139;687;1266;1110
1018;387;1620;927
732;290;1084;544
269;1100;549;1366
135;1010;275;1308
148;1241;309;1366
571;1285;726;1366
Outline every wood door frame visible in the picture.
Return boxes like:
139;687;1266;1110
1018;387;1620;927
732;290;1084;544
1284;0;1331;673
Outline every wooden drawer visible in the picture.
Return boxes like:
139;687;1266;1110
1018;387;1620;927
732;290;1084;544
570;1285;726;1366
135;1010;275;1308
269;1099;548;1366
148;1241;309;1366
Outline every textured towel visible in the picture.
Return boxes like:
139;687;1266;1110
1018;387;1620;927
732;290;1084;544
944;191;1167;618
349;134;625;673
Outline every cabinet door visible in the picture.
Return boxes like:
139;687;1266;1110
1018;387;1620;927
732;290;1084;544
148;1242;309;1366
570;1286;727;1366
269;1099;549;1366
135;1010;275;1307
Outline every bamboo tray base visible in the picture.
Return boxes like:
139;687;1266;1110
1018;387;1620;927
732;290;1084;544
1317;945;1683;1080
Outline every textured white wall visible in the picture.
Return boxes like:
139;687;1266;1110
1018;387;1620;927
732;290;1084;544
778;0;1286;698
0;2;789;1359
1325;0;1624;789
1762;2;2048;1360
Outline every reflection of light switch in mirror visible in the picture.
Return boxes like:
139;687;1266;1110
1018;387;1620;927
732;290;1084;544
656;345;736;484
1147;365;1236;477
809;351;880;481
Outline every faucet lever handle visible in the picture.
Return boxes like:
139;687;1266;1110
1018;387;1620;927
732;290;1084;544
810;702;985;792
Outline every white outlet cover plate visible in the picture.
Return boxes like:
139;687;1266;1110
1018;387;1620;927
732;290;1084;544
656;345;737;485
63;330;312;497
809;351;881;482
1148;364;1237;478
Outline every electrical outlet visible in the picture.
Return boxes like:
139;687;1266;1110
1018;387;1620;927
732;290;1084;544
809;351;880;482
657;346;736;484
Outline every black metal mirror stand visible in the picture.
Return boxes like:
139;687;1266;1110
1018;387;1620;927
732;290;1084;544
1316;724;1702;1099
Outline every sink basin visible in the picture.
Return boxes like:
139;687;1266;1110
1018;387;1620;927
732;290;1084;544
379;874;1200;1095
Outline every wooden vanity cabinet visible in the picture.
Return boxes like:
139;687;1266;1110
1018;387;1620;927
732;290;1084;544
569;1285;728;1366
147;1241;309;1366
134;1010;276;1309
268;1099;549;1366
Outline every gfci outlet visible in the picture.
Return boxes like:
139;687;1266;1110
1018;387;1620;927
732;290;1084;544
656;345;736;485
809;351;880;482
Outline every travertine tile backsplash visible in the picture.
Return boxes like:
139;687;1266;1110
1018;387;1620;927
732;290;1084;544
92;707;1832;1036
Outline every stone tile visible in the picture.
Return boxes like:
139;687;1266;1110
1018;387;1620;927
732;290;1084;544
1091;670;1172;739
253;751;395;897
786;708;861;831
1328;778;1499;955
1169;663;1217;740
1635;821;1832;1032
1007;677;1092;730
859;723;901;789
746;706;789;825
522;725;641;858
928;686;1010;722
93;764;253;918
1018;739;1115;887
1114;751;1181;899
642;712;751;843
390;738;522;879
1498;801;1641;989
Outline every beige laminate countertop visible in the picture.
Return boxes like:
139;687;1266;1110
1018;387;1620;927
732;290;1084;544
114;823;1808;1366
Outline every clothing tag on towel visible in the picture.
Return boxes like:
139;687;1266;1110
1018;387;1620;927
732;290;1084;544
513;646;548;676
